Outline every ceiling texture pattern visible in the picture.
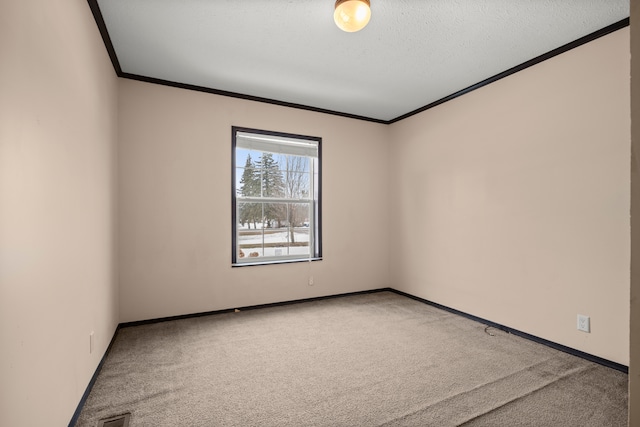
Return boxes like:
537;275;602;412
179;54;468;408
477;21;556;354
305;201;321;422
91;0;629;123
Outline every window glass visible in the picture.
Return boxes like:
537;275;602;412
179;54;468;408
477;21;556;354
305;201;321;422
232;127;321;265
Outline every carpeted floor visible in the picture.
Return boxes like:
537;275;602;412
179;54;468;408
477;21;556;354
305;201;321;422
75;291;628;426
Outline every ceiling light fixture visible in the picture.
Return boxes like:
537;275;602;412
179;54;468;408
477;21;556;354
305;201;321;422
334;0;371;33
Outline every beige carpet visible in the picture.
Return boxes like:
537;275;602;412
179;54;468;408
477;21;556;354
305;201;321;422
74;291;628;426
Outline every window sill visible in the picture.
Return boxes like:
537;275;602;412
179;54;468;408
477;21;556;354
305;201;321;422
232;257;322;267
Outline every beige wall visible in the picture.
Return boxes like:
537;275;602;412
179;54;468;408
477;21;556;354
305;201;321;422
117;80;391;322
0;0;119;425
389;28;631;365
0;1;631;423
630;0;639;424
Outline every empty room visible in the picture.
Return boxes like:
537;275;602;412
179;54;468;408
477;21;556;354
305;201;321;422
3;0;640;426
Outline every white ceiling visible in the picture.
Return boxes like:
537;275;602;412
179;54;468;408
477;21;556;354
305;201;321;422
94;0;629;122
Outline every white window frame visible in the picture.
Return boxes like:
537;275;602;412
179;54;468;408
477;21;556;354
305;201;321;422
232;127;322;266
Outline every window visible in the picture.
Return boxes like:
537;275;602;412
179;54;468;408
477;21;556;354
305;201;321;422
232;127;321;265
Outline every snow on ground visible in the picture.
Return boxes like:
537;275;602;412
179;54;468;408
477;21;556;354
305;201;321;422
238;228;310;258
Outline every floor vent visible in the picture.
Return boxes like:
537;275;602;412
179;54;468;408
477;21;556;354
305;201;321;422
97;413;131;427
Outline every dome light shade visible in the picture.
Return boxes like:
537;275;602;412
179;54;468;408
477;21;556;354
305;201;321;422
334;0;371;32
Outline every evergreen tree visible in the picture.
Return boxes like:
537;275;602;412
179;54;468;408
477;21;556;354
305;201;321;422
260;153;284;197
238;154;261;228
259;153;285;227
239;154;260;196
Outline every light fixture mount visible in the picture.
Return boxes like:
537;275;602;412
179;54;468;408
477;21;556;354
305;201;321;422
334;0;371;33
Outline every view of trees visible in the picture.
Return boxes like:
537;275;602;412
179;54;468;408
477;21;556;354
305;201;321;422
237;152;310;243
238;154;261;228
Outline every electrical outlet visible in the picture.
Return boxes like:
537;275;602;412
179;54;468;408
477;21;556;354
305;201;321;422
308;276;314;286
90;331;95;354
577;314;590;333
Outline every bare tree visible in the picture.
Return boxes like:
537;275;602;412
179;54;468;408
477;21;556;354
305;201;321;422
281;156;310;243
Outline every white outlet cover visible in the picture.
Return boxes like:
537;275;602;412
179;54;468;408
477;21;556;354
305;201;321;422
577;314;590;333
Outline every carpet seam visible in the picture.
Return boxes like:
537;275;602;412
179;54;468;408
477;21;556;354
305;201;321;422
376;360;595;427
455;365;597;427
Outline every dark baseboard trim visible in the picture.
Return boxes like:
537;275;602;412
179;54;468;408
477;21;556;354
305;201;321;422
69;286;627;424
68;324;122;427
388;288;629;374
69;288;391;424
119;288;392;329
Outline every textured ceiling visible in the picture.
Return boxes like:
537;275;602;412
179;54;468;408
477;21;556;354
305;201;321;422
93;0;629;122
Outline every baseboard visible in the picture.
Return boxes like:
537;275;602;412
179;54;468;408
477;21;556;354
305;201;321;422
119;287;393;329
388;288;629;374
69;288;393;424
68;286;627;424
68;324;122;427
